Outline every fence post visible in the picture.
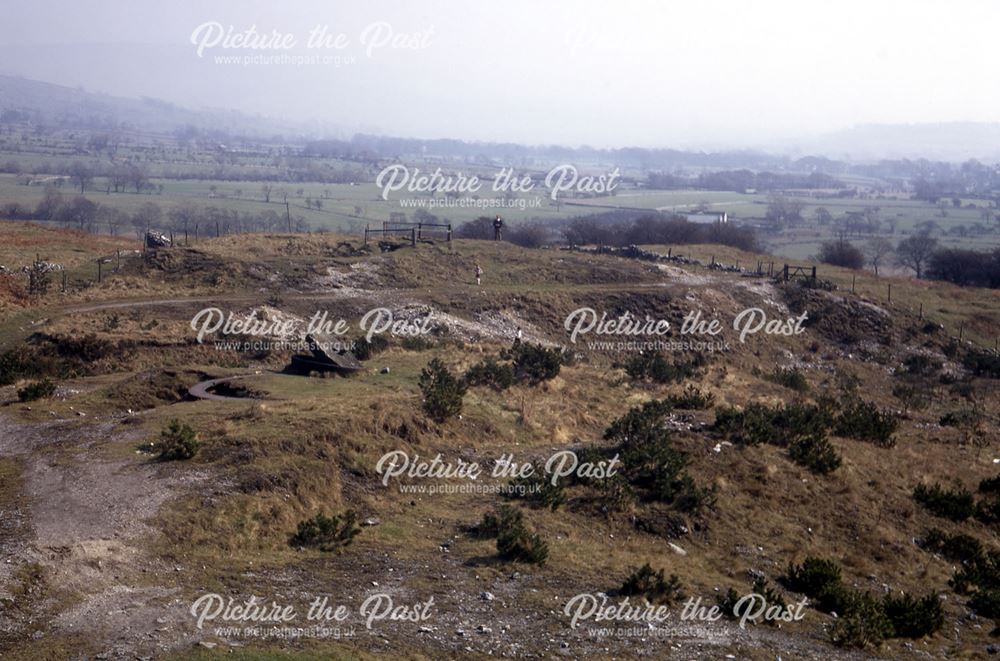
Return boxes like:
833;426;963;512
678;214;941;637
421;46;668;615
62;270;66;292
852;274;856;293
116;249;121;270
97;259;102;283
447;225;452;243
919;302;923;319
417;223;422;240
887;284;891;302
811;266;816;280
364;225;369;246
782;264;789;281
411;228;416;247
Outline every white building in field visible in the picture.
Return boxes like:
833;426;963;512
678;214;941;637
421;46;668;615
682;211;728;224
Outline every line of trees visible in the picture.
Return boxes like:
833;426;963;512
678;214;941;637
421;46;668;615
0;188;309;238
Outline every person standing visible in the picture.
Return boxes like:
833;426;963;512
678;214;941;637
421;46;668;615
493;215;503;240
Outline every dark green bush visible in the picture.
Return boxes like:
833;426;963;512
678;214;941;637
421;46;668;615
464;356;514;390
913;483;975;522
882;592;944;639
980;475;1000;494
624;351;705;384
476;504;523;538
289;510;361;552
939;409;981;428
715;401;833;448
969;588;1000;618
17;378;56;402
784;557;842;598
829;591;893;648
788;435;842;474
921;528;983;565
157;419;199;460
665;385;716;410
497;526;548;564
834;399;899;447
764;367;810;392
604;399;714;514
501;341;563;384
619;563;684;604
418;358;467;422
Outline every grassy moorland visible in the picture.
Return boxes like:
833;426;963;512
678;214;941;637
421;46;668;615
1;224;999;658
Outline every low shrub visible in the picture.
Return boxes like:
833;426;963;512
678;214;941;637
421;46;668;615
464;356;514;391
969;588;1000;618
829;591;893;648
17;378;56;402
157;419;199;460
501;341;563;384
619;563;684;604
665;385;716;410
475;504;523;539
783;557;842;598
920;528;983;565
625;352;706;384
834;399;899;447
418;358;467;422
913;483;975;522
289;510;361;552
882;592;944;639
788;435;842;474
903;354;942;377
764;367;810;393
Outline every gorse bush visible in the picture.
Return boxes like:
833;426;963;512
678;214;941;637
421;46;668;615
418;358;467;422
964;349;1000;379
464;356;514;390
475;504;523;539
17;378;56;402
834;399;899;448
763;367;810;392
604;399;714;514
157;419;199;460
475;504;548;564
289;510;361;552
788;435;842;474
882;593;944;639
619;563;684;604
920;528;983;565
829;591;894;648
665;385;716;410
785;557;941;647
501;341;563;384
715;402;841;474
912;483;975;522
783;557;842;598
715;402;833;448
624;351;705;384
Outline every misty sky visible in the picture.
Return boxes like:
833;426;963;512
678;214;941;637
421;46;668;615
0;0;997;149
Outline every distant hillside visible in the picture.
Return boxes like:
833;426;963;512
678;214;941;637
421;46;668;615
803;122;1000;162
0;74;300;137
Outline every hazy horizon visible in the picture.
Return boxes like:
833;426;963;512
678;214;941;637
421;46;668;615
1;0;999;152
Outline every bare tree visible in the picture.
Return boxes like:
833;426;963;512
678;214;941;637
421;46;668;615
865;237;893;275
261;183;272;203
69;161;93;193
896;232;938;278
